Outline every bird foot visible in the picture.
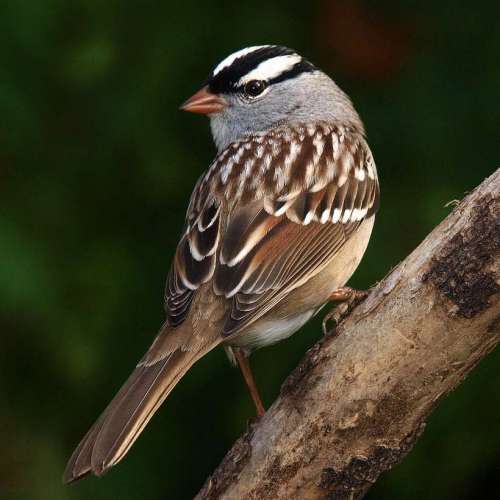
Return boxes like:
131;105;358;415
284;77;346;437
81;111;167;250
322;287;368;337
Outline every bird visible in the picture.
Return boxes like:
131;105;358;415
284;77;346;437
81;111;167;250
63;45;379;483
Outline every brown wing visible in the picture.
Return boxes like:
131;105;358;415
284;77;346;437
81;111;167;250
164;170;222;326
165;122;379;336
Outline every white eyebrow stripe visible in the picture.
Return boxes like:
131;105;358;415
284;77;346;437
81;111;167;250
238;54;302;85
212;46;271;76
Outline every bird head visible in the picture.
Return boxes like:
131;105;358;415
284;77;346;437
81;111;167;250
181;45;363;151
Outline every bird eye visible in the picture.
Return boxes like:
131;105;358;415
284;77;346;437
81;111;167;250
243;80;267;98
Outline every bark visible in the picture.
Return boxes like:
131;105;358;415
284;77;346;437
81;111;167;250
196;170;500;500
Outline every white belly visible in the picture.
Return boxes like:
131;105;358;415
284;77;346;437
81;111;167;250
228;309;317;351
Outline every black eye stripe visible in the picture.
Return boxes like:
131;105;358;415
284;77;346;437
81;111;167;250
232;61;317;95
267;60;316;85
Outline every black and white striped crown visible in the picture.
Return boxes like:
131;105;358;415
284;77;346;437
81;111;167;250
208;45;317;94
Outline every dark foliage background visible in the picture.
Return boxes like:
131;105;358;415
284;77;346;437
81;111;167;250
1;1;499;499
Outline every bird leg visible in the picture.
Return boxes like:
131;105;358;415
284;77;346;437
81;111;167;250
231;347;266;417
322;287;368;336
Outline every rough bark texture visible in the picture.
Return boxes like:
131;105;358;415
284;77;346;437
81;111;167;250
196;170;500;500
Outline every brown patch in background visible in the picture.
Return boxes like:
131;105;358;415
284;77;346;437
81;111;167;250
317;0;415;81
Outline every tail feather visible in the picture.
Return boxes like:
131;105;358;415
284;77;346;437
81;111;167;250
64;367;145;481
63;343;217;483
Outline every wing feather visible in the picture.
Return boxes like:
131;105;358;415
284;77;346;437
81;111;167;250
164;123;379;336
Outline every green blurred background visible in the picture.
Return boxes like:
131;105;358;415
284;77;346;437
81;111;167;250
1;1;498;499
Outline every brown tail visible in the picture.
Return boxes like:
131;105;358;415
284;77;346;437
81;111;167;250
63;340;217;483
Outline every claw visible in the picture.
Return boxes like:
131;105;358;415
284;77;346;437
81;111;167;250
322;287;368;336
322;302;350;336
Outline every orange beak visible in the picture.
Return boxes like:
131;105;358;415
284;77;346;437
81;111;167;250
180;86;228;114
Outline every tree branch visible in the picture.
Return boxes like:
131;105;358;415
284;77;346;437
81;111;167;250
196;170;500;500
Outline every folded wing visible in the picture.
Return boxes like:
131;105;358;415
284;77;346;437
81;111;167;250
168;123;379;337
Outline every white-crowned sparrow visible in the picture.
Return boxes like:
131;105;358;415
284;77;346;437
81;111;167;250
64;45;379;482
